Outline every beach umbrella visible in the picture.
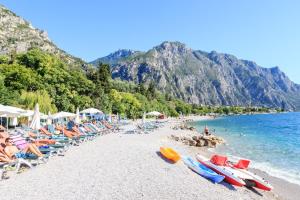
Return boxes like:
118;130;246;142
80;108;103;114
0;104;24;129
82;113;87;121
142;112;146;124
75;107;81;124
107;113;112;123
1;105;25;113
116;113;120;124
146;111;162;116
19;110;34;117
47;111;52;125
9;117;18;127
30;103;41;130
40;113;48;120
0;104;24;116
20;110;47;119
51;111;76;119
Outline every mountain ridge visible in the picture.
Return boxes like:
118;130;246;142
92;41;300;110
0;4;84;68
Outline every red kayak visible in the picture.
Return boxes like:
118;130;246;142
230;158;273;191
196;154;245;187
196;154;273;191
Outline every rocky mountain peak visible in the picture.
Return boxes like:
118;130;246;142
90;49;140;66
108;49;137;59
153;41;191;55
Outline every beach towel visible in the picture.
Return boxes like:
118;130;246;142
10;135;29;150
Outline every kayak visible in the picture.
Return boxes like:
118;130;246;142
231;159;273;191
197;154;273;191
182;156;225;183
196;154;246;187
160;147;181;162
210;155;272;191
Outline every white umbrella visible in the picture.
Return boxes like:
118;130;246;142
75;107;81;124
0;104;24;129
81;113;87;121
30;103;41;130
80;108;103;114
142;112;146;124
116;113;119;123
51;111;76;119
0;104;24;117
19;110;34;117
108;114;112;123
1;105;25;113
9;117;18;126
47;111;52;125
40;113;48;120
146;111;162;116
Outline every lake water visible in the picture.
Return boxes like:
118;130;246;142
191;112;300;185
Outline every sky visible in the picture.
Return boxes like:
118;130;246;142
1;0;300;83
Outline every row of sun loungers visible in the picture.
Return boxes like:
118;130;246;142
124;121;167;134
0;120;119;180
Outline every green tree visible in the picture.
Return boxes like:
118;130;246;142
93;87;112;113
0;63;42;91
0;74;18;105
137;82;147;95
97;63;111;93
146;82;156;100
19;90;57;113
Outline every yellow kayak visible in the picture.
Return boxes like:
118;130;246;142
160;147;181;162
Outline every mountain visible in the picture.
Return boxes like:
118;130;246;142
0;5;84;67
90;49;141;66
91;41;300;110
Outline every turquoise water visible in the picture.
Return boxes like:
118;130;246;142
191;112;300;185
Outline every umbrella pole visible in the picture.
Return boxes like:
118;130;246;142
62;119;65;137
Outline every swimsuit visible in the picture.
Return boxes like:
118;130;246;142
14;152;30;159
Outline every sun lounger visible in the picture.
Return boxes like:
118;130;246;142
123;125;143;134
0;144;33;177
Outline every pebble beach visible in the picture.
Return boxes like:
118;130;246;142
0;116;299;200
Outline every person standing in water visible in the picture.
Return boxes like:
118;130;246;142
204;125;211;136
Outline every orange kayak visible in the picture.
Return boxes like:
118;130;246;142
160;147;181;162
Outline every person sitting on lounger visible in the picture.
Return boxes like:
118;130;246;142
4;138;44;159
0;152;14;163
67;118;75;131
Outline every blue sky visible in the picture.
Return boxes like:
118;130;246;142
1;0;300;83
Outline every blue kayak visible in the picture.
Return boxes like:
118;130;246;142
183;156;225;183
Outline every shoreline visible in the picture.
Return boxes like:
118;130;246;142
184;115;300;200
